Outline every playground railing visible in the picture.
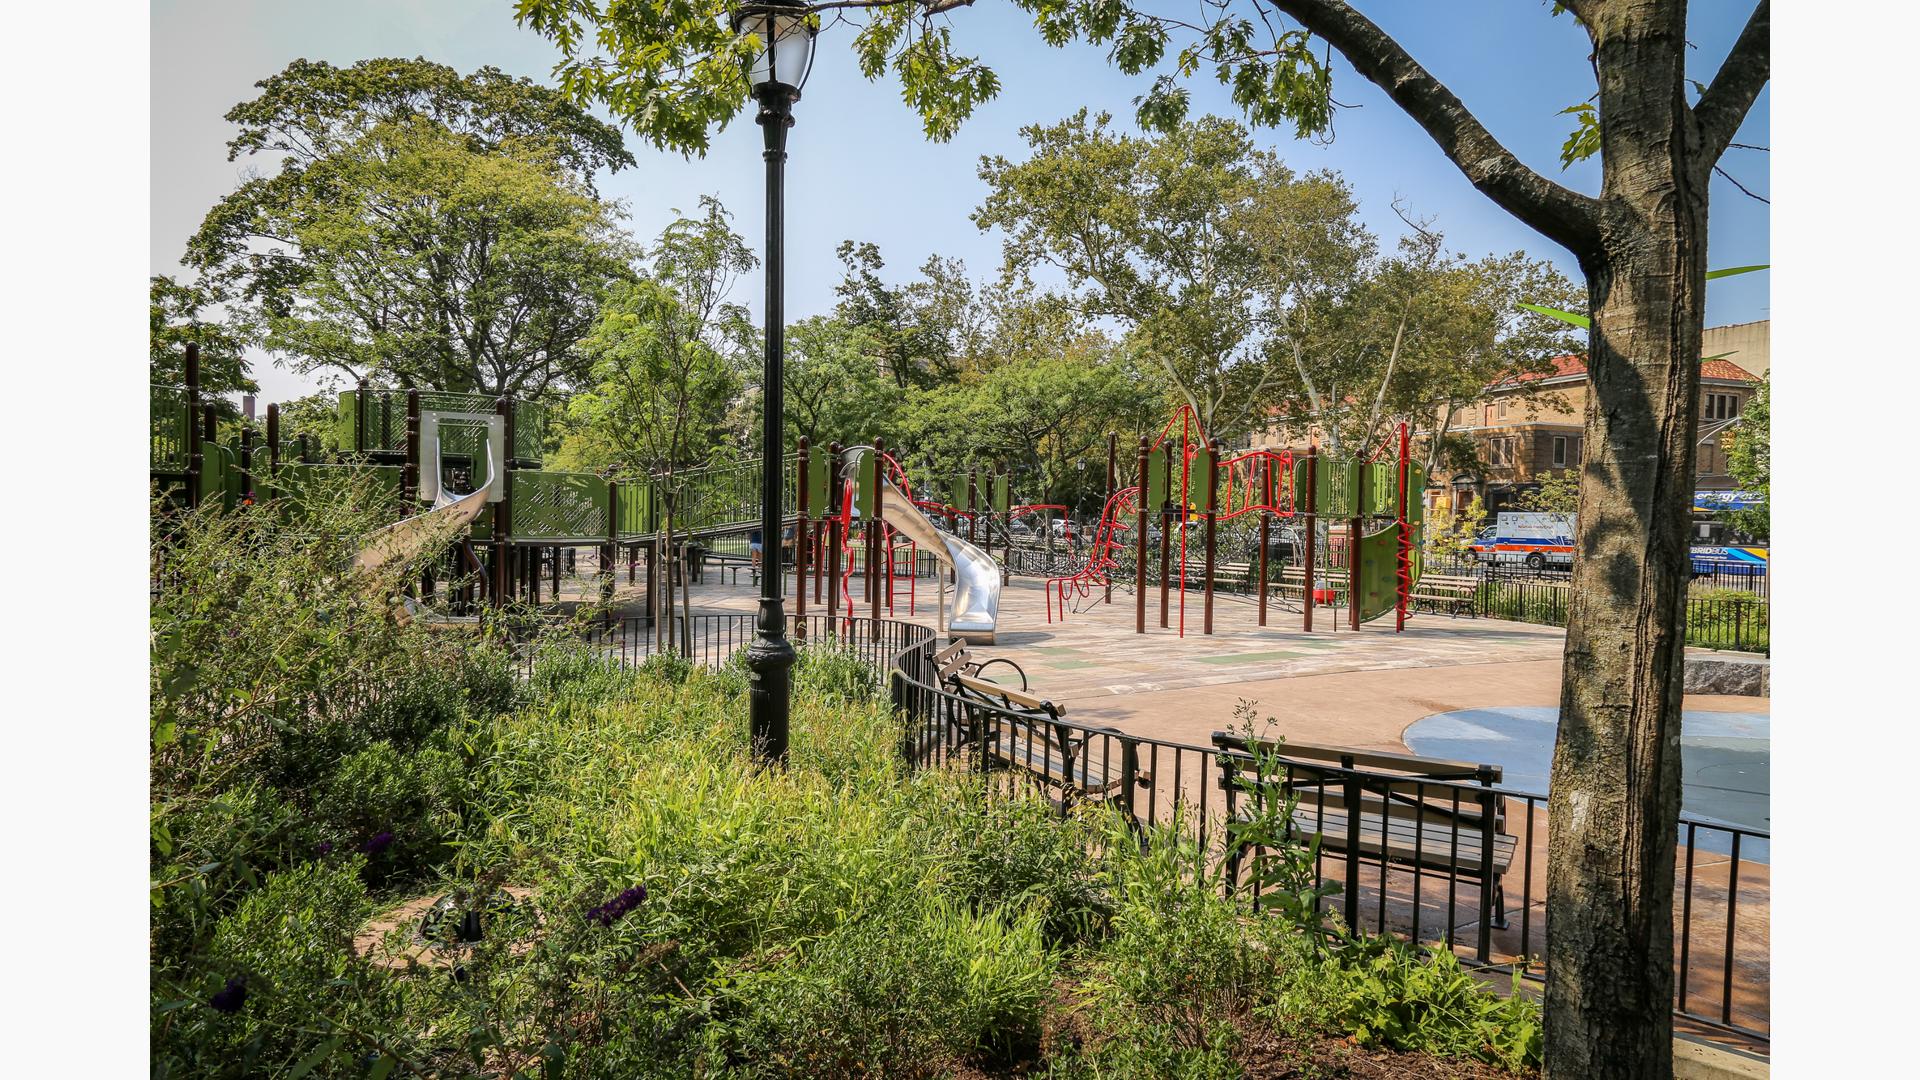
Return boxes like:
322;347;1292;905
1475;577;1770;654
885;657;1770;1044
516;608;1767;1044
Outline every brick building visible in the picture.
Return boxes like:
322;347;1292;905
1434;330;1763;517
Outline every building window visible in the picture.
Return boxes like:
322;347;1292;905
1489;437;1514;468
1497;399;1509;420
1704;392;1740;421
1552;436;1568;468
1485;404;1496;425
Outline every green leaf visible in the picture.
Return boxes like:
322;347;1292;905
286;1036;343;1079
1516;302;1589;329
1706;264;1769;280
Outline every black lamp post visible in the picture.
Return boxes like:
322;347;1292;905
736;2;816;766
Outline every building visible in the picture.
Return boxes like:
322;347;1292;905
1434;320;1767;521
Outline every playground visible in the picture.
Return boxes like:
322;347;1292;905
152;363;1772;1047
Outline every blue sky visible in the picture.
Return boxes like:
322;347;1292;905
152;1;1769;404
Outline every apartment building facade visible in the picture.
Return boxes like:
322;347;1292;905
1436;331;1763;516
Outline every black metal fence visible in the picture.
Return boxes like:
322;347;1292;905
534;611;1768;1043
886;656;1769;1042
1470;577;1770;654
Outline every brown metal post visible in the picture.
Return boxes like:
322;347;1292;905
1135;436;1149;634
603;480;619;607
1104;432;1116;604
794;438;810;635
403;389;421;504
827;443;843;619
1257;454;1270;626
238;424;254;505
1350;456;1363;632
490;397;511;607
1159;442;1173;628
184;344;202;508
870;437;884;621
1204;439;1220;635
1304;444;1318;633
265;403;280;475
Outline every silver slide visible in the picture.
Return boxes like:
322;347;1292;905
353;441;495;577
877;478;1000;643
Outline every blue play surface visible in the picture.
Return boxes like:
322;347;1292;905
1403;707;1769;863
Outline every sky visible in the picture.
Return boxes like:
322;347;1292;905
151;0;1770;406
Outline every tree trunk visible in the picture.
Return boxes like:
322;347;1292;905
1545;5;1705;1076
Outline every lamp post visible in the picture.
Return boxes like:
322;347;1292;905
737;2;816;766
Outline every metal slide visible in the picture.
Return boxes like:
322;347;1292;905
352;441;497;621
877;477;1000;643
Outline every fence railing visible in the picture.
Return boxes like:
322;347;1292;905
884;655;1768;1043
528;610;1767;1042
1471;578;1770;654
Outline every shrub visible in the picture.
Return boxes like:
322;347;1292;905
153;859;380;1079
1314;936;1542;1072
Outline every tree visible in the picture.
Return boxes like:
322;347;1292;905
831;241;962;389
782;316;899;449
1721;376;1769;540
898;341;1165;507
518;4;1769;1073
553;201;757;475
1518;470;1582;515
151;275;258;407
188;59;638;397
975;111;1273;441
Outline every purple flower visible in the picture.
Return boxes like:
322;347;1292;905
359;831;394;855
209;975;247;1014
586;885;646;927
315;841;334;857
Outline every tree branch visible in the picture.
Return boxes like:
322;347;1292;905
1691;0;1770;171
1269;0;1602;256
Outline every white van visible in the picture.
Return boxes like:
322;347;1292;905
1471;512;1575;569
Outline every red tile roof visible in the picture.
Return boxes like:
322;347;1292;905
1492;354;1757;389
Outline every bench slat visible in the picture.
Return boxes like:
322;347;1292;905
1286;806;1517;876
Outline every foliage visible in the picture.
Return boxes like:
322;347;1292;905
1320;937;1541;1071
151;275;258;406
976;111;1273;442
551;198;755;474
1517;470;1581;515
1426;497;1488;562
188;59;638;396
1722;376;1770;540
515;1;1332;153
153;485;1544;1076
780;315;898;449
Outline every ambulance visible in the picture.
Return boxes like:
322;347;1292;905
1470;512;1576;569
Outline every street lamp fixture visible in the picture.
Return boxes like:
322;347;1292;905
735;2;816;766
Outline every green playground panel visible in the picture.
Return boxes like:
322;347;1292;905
805;453;831;514
151;385;191;471
336;390;547;464
948;473;968;510
1354;522;1403;623
509;471;609;541
1192;447;1215;512
1146;452;1169;508
992;473;1010;514
265;461;404;517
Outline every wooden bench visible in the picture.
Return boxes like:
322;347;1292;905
1210;734;1514;929
933;639;1029;691
945;672;1145;811
1408;573;1478;617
